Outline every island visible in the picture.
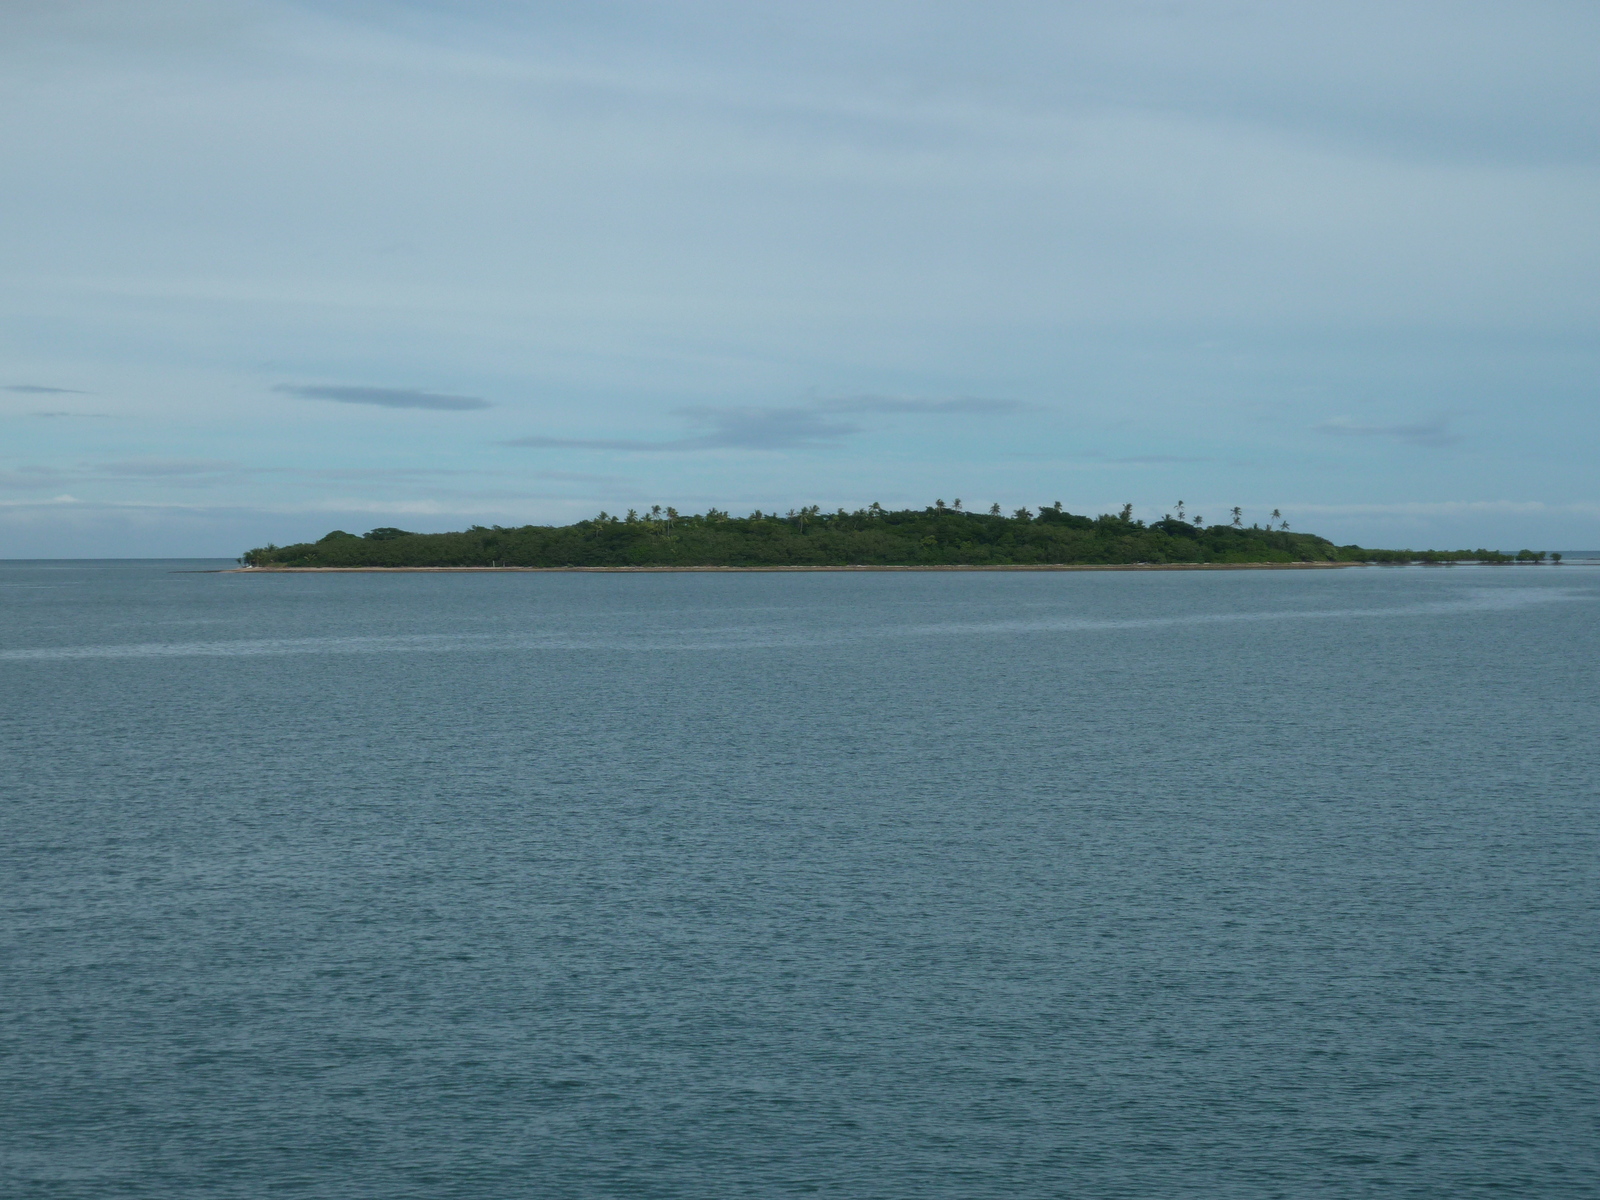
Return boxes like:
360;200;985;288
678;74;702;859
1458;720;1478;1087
238;501;1558;570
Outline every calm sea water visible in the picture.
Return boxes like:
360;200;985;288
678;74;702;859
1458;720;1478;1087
3;561;1598;1199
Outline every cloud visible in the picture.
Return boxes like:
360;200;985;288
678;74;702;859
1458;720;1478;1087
815;395;1030;415
1109;455;1215;465
506;396;1023;452
274;384;491;411
0;468;68;490
1294;500;1600;518
0;494;80;507
5;384;87;394
257;466;620;485
92;458;234;477
7;5;1596;556
255;465;488;480
1316;415;1461;447
504;407;853;452
674;405;860;449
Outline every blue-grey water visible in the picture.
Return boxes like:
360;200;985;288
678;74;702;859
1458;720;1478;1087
3;561;1598;1199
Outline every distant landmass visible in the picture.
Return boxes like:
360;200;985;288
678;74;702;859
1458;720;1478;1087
240;503;1559;569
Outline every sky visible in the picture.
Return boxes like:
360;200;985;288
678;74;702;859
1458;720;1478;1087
3;0;1597;557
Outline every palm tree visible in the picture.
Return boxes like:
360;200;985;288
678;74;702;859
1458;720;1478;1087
1230;507;1243;527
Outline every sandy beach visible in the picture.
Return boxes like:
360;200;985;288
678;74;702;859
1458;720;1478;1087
231;562;1367;574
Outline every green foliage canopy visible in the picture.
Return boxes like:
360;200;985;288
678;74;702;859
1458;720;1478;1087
241;503;1525;568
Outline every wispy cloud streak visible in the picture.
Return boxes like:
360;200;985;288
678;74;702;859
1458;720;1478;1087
507;396;1025;452
1316;415;1461;447
274;385;491;411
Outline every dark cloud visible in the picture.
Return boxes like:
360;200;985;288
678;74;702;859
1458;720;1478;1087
275;384;491;411
506;395;1024;452
1316;415;1461;447
6;384;87;394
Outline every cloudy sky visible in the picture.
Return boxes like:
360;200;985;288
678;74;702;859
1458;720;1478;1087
3;0;1596;556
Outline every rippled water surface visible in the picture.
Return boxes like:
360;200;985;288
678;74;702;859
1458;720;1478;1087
4;561;1598;1198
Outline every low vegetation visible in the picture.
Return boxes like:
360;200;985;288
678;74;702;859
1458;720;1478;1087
241;501;1558;568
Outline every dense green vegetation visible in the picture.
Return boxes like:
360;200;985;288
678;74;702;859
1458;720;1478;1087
241;501;1555;568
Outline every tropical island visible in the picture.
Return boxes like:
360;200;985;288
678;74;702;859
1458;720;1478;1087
239;500;1558;570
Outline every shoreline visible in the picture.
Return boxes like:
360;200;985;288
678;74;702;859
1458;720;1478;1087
230;561;1367;574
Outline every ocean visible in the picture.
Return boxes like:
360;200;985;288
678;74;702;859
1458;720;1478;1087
3;560;1598;1198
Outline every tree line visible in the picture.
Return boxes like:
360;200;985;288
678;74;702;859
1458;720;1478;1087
240;501;1563;569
